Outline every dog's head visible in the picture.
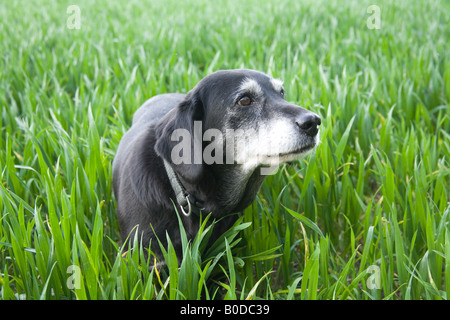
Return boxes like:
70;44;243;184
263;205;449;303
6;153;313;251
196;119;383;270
155;69;321;183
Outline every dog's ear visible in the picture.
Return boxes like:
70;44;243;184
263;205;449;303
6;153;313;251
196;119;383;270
155;91;204;184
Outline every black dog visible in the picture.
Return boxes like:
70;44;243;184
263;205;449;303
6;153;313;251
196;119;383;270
112;69;321;263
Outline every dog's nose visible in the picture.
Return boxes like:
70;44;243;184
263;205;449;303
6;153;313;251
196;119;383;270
296;114;321;137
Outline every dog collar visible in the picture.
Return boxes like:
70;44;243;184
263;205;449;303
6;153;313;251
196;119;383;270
162;159;205;217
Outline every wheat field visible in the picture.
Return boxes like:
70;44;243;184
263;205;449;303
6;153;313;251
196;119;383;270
0;0;449;300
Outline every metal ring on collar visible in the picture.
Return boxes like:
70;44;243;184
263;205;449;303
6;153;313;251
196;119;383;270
180;196;192;217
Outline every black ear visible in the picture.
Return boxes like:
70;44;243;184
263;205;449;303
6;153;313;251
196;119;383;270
154;92;204;184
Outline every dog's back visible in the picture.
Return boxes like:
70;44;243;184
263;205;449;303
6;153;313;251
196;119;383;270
112;93;185;190
132;93;185;127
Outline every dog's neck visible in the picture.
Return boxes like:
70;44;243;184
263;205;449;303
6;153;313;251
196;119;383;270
162;159;205;217
175;164;267;217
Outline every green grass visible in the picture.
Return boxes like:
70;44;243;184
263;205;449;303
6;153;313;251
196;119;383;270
1;0;449;300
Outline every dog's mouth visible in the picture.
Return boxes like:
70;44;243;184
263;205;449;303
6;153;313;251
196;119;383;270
253;143;317;175
279;131;321;161
235;128;321;173
263;142;316;161
280;143;316;157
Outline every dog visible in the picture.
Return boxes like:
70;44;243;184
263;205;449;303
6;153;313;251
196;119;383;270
112;69;321;263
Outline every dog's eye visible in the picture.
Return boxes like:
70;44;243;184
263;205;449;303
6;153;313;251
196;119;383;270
280;88;285;97
238;96;252;106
